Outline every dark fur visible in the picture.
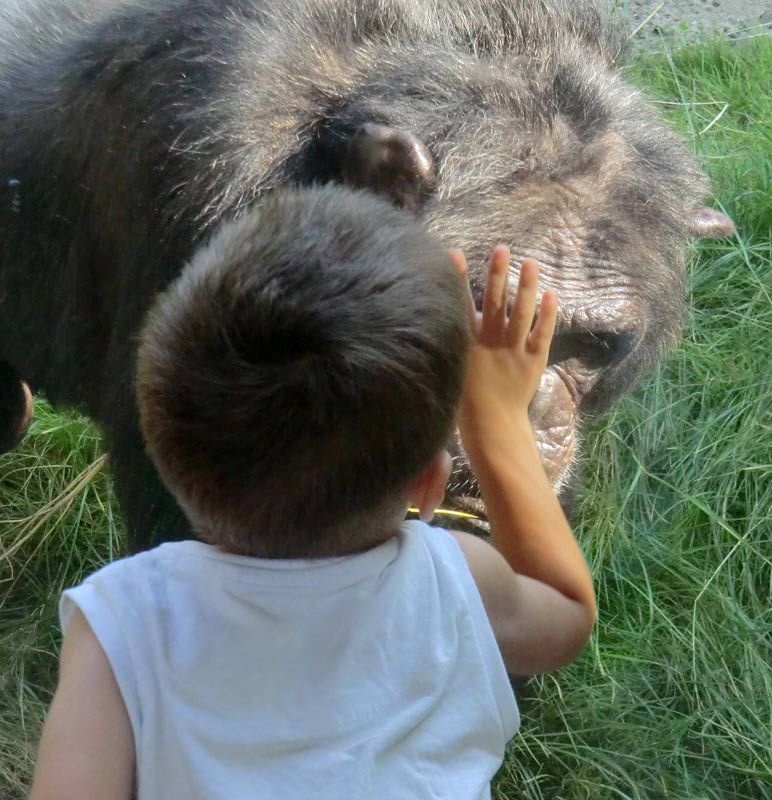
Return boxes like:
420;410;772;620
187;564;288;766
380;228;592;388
0;0;714;549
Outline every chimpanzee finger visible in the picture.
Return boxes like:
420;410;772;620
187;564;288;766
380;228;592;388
506;258;539;347
448;250;478;332
480;246;509;343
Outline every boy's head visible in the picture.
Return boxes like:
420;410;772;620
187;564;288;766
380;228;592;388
136;186;469;557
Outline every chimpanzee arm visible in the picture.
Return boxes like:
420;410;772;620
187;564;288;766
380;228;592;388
107;414;192;553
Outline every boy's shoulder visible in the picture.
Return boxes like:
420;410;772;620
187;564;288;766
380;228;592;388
400;520;484;601
402;518;469;563
75;539;203;594
75;527;474;604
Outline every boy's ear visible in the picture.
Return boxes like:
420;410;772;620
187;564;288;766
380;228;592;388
408;450;452;523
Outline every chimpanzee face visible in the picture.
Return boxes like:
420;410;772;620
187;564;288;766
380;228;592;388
301;53;732;519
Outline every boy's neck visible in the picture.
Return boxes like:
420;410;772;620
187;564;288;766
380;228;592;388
212;522;403;560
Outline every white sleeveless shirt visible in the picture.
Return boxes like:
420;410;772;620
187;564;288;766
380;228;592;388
60;520;519;799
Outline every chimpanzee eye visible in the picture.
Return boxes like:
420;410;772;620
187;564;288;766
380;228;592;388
549;331;636;370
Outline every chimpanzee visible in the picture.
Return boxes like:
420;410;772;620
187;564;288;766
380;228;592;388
0;0;733;551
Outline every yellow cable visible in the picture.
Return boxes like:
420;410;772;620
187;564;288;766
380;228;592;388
406;507;480;520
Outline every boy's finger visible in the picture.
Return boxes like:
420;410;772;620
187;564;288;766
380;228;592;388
480;246;509;342
506;257;539;347
448;250;477;331
527;290;558;356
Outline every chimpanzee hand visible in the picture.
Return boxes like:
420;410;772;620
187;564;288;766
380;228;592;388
0;364;33;454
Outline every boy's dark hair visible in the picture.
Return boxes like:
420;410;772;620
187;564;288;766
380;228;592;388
136;186;469;557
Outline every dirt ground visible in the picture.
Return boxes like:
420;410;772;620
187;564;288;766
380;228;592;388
608;0;772;43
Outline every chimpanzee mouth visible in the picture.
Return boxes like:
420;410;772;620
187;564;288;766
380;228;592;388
419;491;489;533
404;505;484;533
432;365;580;532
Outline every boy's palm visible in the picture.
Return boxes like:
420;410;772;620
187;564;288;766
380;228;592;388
450;247;558;458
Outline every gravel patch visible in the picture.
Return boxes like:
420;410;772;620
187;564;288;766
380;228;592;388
606;0;772;45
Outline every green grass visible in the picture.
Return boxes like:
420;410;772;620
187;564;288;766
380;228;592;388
0;405;123;796
2;35;771;800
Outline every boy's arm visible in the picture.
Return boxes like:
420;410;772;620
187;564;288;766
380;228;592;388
449;527;595;676
29;608;135;800
449;248;596;676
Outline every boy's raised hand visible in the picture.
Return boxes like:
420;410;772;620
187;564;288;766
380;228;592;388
449;246;557;462
446;248;596;677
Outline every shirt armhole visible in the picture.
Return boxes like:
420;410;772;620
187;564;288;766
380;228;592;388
409;522;520;739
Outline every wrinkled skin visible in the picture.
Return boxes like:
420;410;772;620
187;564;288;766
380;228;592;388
0;0;733;549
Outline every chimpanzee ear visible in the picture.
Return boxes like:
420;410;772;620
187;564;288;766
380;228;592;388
689;207;736;239
342;123;437;213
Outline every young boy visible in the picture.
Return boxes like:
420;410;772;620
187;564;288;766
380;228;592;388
29;186;596;800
